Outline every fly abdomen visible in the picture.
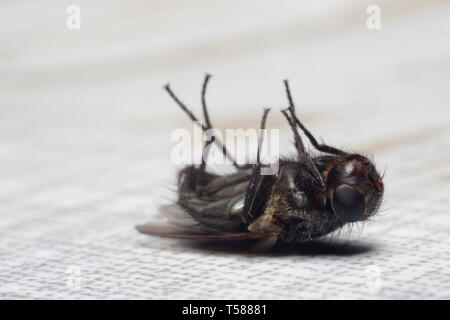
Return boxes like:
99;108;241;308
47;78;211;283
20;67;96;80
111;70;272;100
177;166;248;231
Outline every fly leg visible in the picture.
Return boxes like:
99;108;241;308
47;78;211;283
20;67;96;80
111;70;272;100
281;109;325;188
243;108;277;223
283;80;346;156
199;74;214;174
164;76;241;169
196;74;241;195
195;74;215;192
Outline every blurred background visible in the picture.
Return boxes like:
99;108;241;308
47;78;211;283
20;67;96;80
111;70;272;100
1;0;450;299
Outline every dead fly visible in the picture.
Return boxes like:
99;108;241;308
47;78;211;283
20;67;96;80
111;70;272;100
136;75;384;250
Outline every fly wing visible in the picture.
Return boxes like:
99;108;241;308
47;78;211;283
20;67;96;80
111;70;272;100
135;222;277;240
136;204;278;241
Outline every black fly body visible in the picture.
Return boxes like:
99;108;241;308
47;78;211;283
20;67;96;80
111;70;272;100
136;75;384;251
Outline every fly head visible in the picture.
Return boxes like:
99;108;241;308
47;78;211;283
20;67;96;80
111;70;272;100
327;154;384;223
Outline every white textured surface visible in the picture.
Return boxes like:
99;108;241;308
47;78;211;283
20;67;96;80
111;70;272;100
1;0;450;299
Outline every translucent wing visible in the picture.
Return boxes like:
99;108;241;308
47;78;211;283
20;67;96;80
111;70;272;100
136;204;278;241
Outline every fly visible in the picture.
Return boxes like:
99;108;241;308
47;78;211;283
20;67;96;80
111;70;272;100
136;75;384;251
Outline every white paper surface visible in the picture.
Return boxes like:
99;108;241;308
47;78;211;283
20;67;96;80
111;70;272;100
1;0;450;299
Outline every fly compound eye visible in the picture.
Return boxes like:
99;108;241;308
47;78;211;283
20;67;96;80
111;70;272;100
332;184;366;222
